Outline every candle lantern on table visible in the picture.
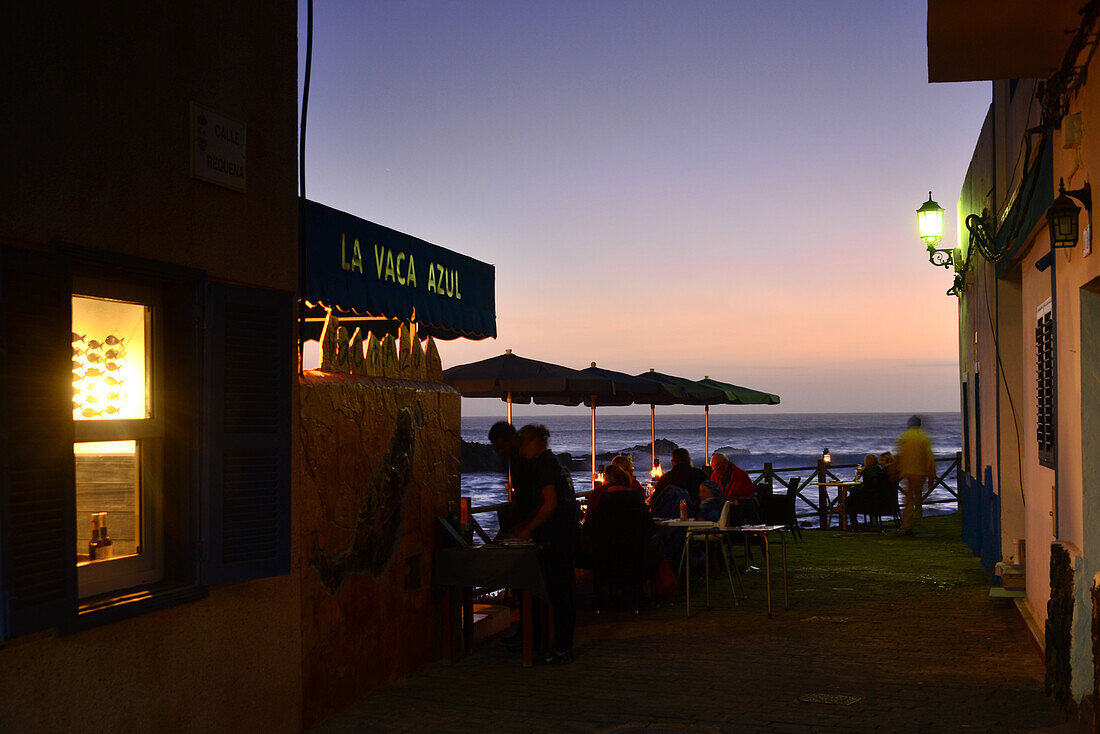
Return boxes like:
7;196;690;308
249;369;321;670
650;459;663;480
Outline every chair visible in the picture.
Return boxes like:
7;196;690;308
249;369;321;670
755;481;774;521
677;502;744;615
586;490;655;613
875;478;903;530
773;490;802;541
861;471;901;530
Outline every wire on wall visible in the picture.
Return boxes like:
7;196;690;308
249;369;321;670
298;0;314;373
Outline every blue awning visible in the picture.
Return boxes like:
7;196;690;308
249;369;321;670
303;200;496;340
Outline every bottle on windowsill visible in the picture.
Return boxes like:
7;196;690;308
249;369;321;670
96;512;113;560
88;513;102;561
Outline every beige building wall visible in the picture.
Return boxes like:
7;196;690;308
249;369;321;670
996;265;1025;565
1019;239;1057;627
0;2;303;731
1048;60;1100;701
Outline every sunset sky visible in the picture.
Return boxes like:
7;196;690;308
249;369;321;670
298;1;990;415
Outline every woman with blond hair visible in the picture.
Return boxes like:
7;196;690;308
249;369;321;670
611;454;645;495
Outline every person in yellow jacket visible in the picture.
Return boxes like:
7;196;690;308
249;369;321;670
895;415;935;535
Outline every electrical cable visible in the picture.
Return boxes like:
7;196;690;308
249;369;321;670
297;0;314;374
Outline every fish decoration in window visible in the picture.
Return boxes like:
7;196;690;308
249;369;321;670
72;332;127;419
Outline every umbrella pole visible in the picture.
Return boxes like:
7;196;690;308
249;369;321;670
705;404;710;458
650;404;656;469
590;400;597;487
506;391;513;501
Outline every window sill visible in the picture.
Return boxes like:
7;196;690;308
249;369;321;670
58;581;209;635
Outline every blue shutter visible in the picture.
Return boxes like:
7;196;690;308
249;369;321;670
202;282;293;584
0;246;76;637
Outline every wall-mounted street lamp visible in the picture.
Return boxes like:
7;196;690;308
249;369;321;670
917;192;955;268
1048;178;1092;248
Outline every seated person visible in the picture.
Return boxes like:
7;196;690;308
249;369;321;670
584;464;657;611
611;454;645;495
696;480;726;522
654;447;709;509
879;451;897;482
649;481;690;519
710;452;760;525
847;454;885;529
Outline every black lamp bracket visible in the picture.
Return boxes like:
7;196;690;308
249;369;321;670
1063;180;1092;213
965;211;1006;264
927;247;954;268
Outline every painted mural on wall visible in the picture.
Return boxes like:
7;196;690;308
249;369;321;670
310;401;424;594
297;309;460;725
306;312;443;594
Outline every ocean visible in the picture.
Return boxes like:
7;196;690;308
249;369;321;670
461;411;961;533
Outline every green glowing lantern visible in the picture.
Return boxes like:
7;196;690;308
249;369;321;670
917;192;944;246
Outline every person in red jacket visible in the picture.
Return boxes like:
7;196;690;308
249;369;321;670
710;452;761;524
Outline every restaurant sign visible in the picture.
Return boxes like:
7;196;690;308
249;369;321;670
303;200;496;339
190;102;246;192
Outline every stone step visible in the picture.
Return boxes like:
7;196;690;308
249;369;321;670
990;587;1025;598
995;561;1026;589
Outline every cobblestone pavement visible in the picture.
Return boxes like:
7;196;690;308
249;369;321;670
311;516;1069;733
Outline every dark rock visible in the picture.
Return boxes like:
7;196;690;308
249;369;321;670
460;441;586;475
617;438;679;455
713;445;751;457
461;440;504;473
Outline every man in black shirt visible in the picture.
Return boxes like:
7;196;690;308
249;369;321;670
512;424;580;664
489;421;537;533
653;448;709;509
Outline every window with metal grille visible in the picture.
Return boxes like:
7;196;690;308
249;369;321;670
1036;300;1054;468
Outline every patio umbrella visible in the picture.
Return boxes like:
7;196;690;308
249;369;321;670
697;376;781;456
534;364;670;484
443;350;616;494
442;349;616;423
634;370;727;470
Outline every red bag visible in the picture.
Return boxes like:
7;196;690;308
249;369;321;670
654;559;678;600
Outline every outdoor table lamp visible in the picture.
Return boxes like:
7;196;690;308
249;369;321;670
650;459;663;479
822;448;831;465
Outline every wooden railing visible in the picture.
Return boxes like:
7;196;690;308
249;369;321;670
468;452;962;530
746;453;960;529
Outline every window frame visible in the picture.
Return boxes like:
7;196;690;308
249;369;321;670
58;246;209;631
72;280;166;598
0;242;293;639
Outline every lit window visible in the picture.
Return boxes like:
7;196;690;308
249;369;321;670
71;297;148;421
72;293;162;598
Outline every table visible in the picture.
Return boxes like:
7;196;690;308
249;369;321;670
658;520;789;618
658;519;719;529
727;525;789;617
433;545;549;666
814;481;861;530
657;519;740;616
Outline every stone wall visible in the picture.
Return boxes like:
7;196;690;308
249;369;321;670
1047;541;1075;711
297;369;460;727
